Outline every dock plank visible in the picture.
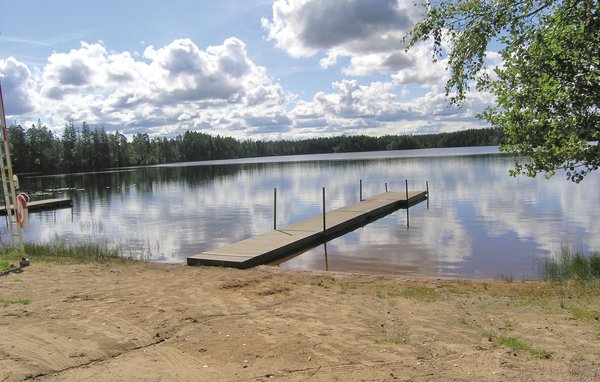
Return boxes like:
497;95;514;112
0;198;72;215
188;190;427;269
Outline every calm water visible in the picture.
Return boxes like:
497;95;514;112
8;146;600;279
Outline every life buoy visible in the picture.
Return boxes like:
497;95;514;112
15;193;28;227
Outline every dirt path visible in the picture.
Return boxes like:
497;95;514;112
1;262;599;381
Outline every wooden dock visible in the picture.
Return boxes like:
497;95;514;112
187;191;427;268
0;198;73;215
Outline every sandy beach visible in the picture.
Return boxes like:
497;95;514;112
1;261;599;381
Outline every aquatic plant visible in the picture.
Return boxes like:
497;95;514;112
542;247;600;282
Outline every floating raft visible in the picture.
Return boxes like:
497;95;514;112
188;191;427;269
0;198;73;215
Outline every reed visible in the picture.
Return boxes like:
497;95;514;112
1;242;130;270
542;247;600;282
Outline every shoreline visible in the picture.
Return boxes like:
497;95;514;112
1;261;598;381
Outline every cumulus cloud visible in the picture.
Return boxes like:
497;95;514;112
289;79;491;138
0;57;37;115
1;23;490;140
262;0;445;84
1;39;291;139
262;0;420;56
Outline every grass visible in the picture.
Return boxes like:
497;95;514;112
542;247;600;282
387;337;409;345
0;298;30;308
1;242;131;271
311;277;332;289
484;331;552;359
376;289;403;299
376;286;442;301
399;286;442;302
338;282;357;294
0;256;10;271
566;304;599;323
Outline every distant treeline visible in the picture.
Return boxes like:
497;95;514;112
7;120;502;174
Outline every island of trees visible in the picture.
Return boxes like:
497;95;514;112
7;120;502;175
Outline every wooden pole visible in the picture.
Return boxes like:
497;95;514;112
385;182;388;192
405;179;409;229
322;187;326;234
426;180;429;210
359;179;362;201
274;187;277;230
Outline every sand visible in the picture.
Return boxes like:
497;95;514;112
1;262;599;381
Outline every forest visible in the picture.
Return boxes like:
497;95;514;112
6;120;503;174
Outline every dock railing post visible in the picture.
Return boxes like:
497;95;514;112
359;179;362;201
405;179;409;229
426;180;429;210
274;187;277;230
322;187;326;235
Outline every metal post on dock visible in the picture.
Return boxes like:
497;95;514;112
405;179;409;229
322;187;326;234
359;179;363;201
274;187;277;230
426;180;429;210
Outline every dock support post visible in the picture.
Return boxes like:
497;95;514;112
385;182;388;192
405;179;409;229
274;187;277;230
324;242;329;271
359;179;362;201
426;180;429;210
322;187;326;234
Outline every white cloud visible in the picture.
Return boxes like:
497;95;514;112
289;79;490;138
1;39;291;139
262;0;443;84
262;0;421;57
1;25;492;141
0;57;37;115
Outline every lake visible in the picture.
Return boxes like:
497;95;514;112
10;146;600;279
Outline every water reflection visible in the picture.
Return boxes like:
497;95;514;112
7;147;600;279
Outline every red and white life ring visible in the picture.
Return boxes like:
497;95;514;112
15;193;28;227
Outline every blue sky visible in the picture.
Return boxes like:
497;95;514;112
0;0;494;140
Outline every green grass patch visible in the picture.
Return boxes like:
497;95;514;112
376;286;442;301
484;332;552;359
497;336;527;351
387;337;408;345
0;256;11;271
311;277;331;289
507;292;552;311
542;247;600;282
339;282;357;294
0;298;30;308
399;286;442;302
376;289;403;299
458;317;471;327
565;304;600;328
0;248;23;272
1;242;132;268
